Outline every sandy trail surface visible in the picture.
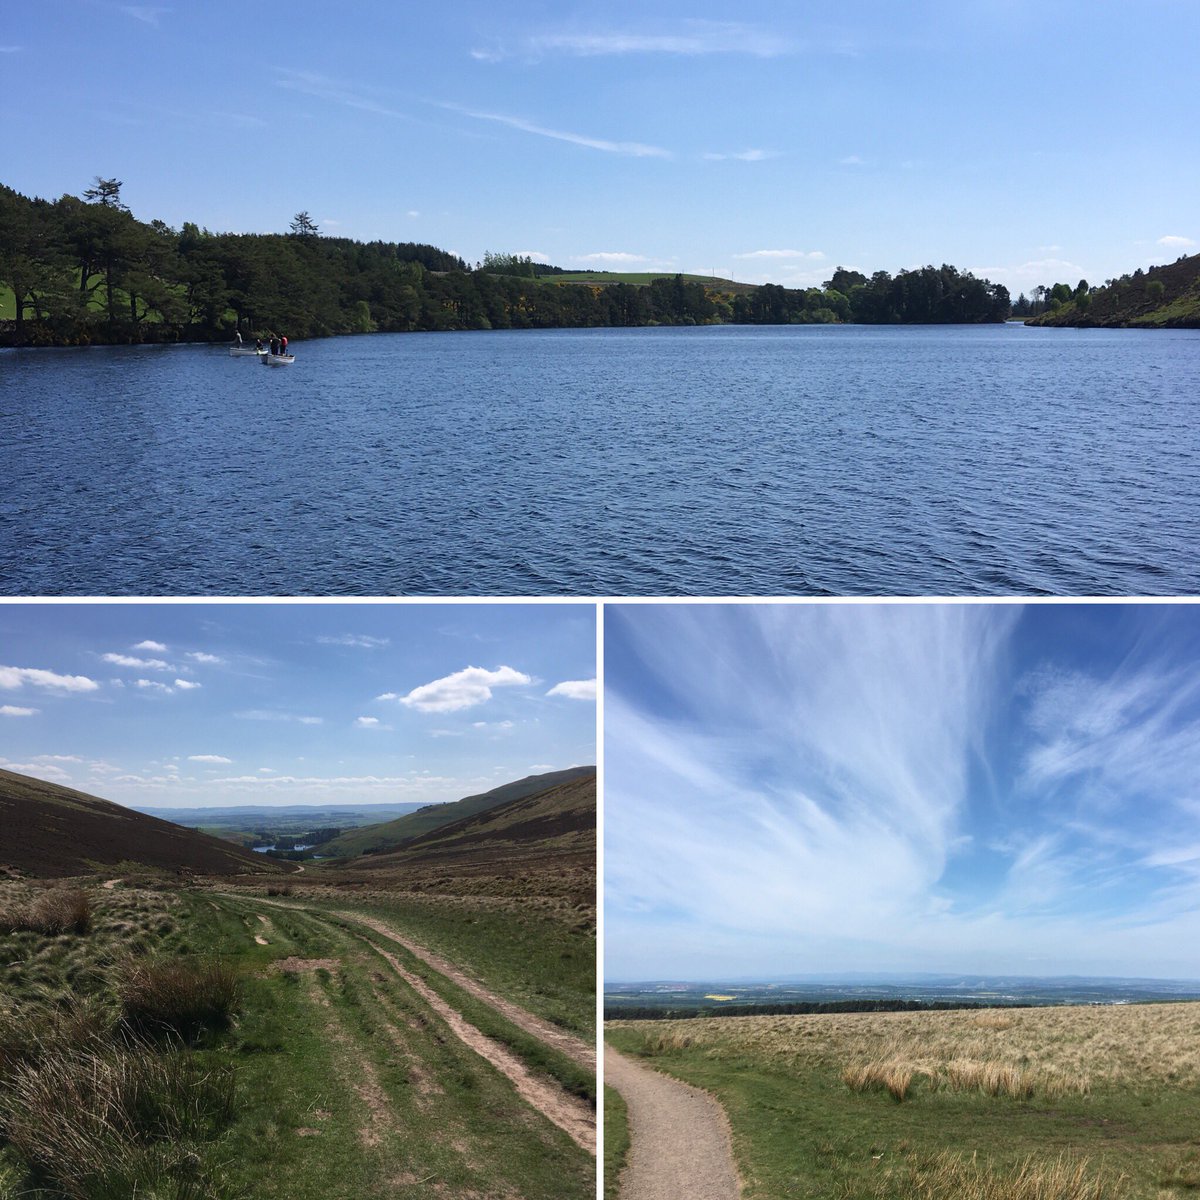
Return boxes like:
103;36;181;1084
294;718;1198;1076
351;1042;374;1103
605;1044;740;1200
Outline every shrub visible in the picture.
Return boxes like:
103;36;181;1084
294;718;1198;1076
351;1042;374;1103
841;1060;914;1101
119;960;239;1040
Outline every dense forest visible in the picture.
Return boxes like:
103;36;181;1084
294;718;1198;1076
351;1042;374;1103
1;178;1012;346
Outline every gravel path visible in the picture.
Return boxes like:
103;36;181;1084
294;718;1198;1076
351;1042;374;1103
605;1044;741;1200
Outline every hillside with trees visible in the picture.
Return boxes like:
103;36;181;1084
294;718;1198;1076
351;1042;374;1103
1026;253;1200;328
2;178;1009;346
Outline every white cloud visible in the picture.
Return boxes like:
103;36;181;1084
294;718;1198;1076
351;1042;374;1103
355;716;380;727
235;709;323;724
103;653;172;670
120;5;169;25
2;760;72;783
440;102;671;159
733;249;825;261
317;634;390;649
274;69;411;121
0;705;37;717
186;651;224;665
174;679;201;691
475;22;799;62
397;665;532;713
839;154;865;165
134;640;167;652
576;252;649;264
135;679;173;694
703;149;779;162
547;679;597;702
1157;235;1195;248
188;755;232;764
376;691;399;701
0;665;100;693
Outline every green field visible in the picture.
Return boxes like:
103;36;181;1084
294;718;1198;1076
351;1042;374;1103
607;1003;1200;1199
0;878;595;1199
548;271;752;291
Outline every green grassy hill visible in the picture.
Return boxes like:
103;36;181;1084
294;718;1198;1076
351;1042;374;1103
322;767;595;859
1030;252;1200;327
0;767;285;877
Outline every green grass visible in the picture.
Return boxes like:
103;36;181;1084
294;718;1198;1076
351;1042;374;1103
606;1005;1200;1200
347;894;595;1038
603;1084;629;1200
0;881;594;1198
0;284;14;320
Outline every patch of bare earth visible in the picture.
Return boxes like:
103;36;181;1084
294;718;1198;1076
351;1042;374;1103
274;956;340;973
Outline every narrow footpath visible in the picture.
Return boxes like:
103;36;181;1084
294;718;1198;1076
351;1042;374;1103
604;1044;741;1200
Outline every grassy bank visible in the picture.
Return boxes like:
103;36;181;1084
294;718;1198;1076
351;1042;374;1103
603;1084;630;1200
606;1003;1200;1199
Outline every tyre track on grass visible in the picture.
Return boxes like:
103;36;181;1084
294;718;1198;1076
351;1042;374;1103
604;1044;740;1200
223;894;595;1153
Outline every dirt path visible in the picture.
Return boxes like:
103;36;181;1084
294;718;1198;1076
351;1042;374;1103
604;1045;740;1200
333;909;595;1072
362;934;595;1153
228;894;595;1153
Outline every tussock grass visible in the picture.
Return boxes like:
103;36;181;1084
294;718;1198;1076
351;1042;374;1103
119;959;240;1039
841;1060;915;1101
0;887;92;936
0;1033;233;1199
636;1030;694;1057
844;1149;1121;1200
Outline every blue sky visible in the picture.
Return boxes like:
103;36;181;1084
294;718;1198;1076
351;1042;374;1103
605;603;1200;981
0;602;595;808
3;2;1197;294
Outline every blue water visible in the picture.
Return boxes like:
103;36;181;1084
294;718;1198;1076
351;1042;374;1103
2;325;1198;595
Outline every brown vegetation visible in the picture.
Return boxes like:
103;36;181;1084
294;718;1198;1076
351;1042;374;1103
119;959;239;1039
0;887;92;935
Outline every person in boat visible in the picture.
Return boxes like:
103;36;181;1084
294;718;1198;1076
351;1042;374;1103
270;336;279;355
255;337;264;352
235;328;243;345
280;334;288;356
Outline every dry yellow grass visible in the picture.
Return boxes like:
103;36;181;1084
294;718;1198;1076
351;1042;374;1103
613;1002;1200;1094
850;1149;1124;1200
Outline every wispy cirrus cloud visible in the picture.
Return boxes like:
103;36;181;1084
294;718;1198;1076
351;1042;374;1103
274;70;411;120
472;21;800;62
1158;235;1195;248
317;634;391;649
605;604;1200;982
396;665;532;713
437;101;671;159
703;148;780;163
733;248;826;261
120;6;169;26
575;252;650;265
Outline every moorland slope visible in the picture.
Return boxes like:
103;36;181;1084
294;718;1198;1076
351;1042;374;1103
324;766;595;859
0;766;283;877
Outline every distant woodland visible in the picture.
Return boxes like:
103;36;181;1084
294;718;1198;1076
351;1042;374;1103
2;177;1023;346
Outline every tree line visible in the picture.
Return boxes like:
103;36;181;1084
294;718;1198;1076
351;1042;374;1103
604;998;1028;1021
1;178;1012;346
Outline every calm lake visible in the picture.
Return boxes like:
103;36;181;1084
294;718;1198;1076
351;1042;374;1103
2;325;1197;595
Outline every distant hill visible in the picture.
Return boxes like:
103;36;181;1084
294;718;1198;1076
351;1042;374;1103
1029;253;1200;328
0;767;285;878
323;767;595;859
342;770;596;873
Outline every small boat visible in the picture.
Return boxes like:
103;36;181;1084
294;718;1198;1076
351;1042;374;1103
261;352;295;367
229;345;267;357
